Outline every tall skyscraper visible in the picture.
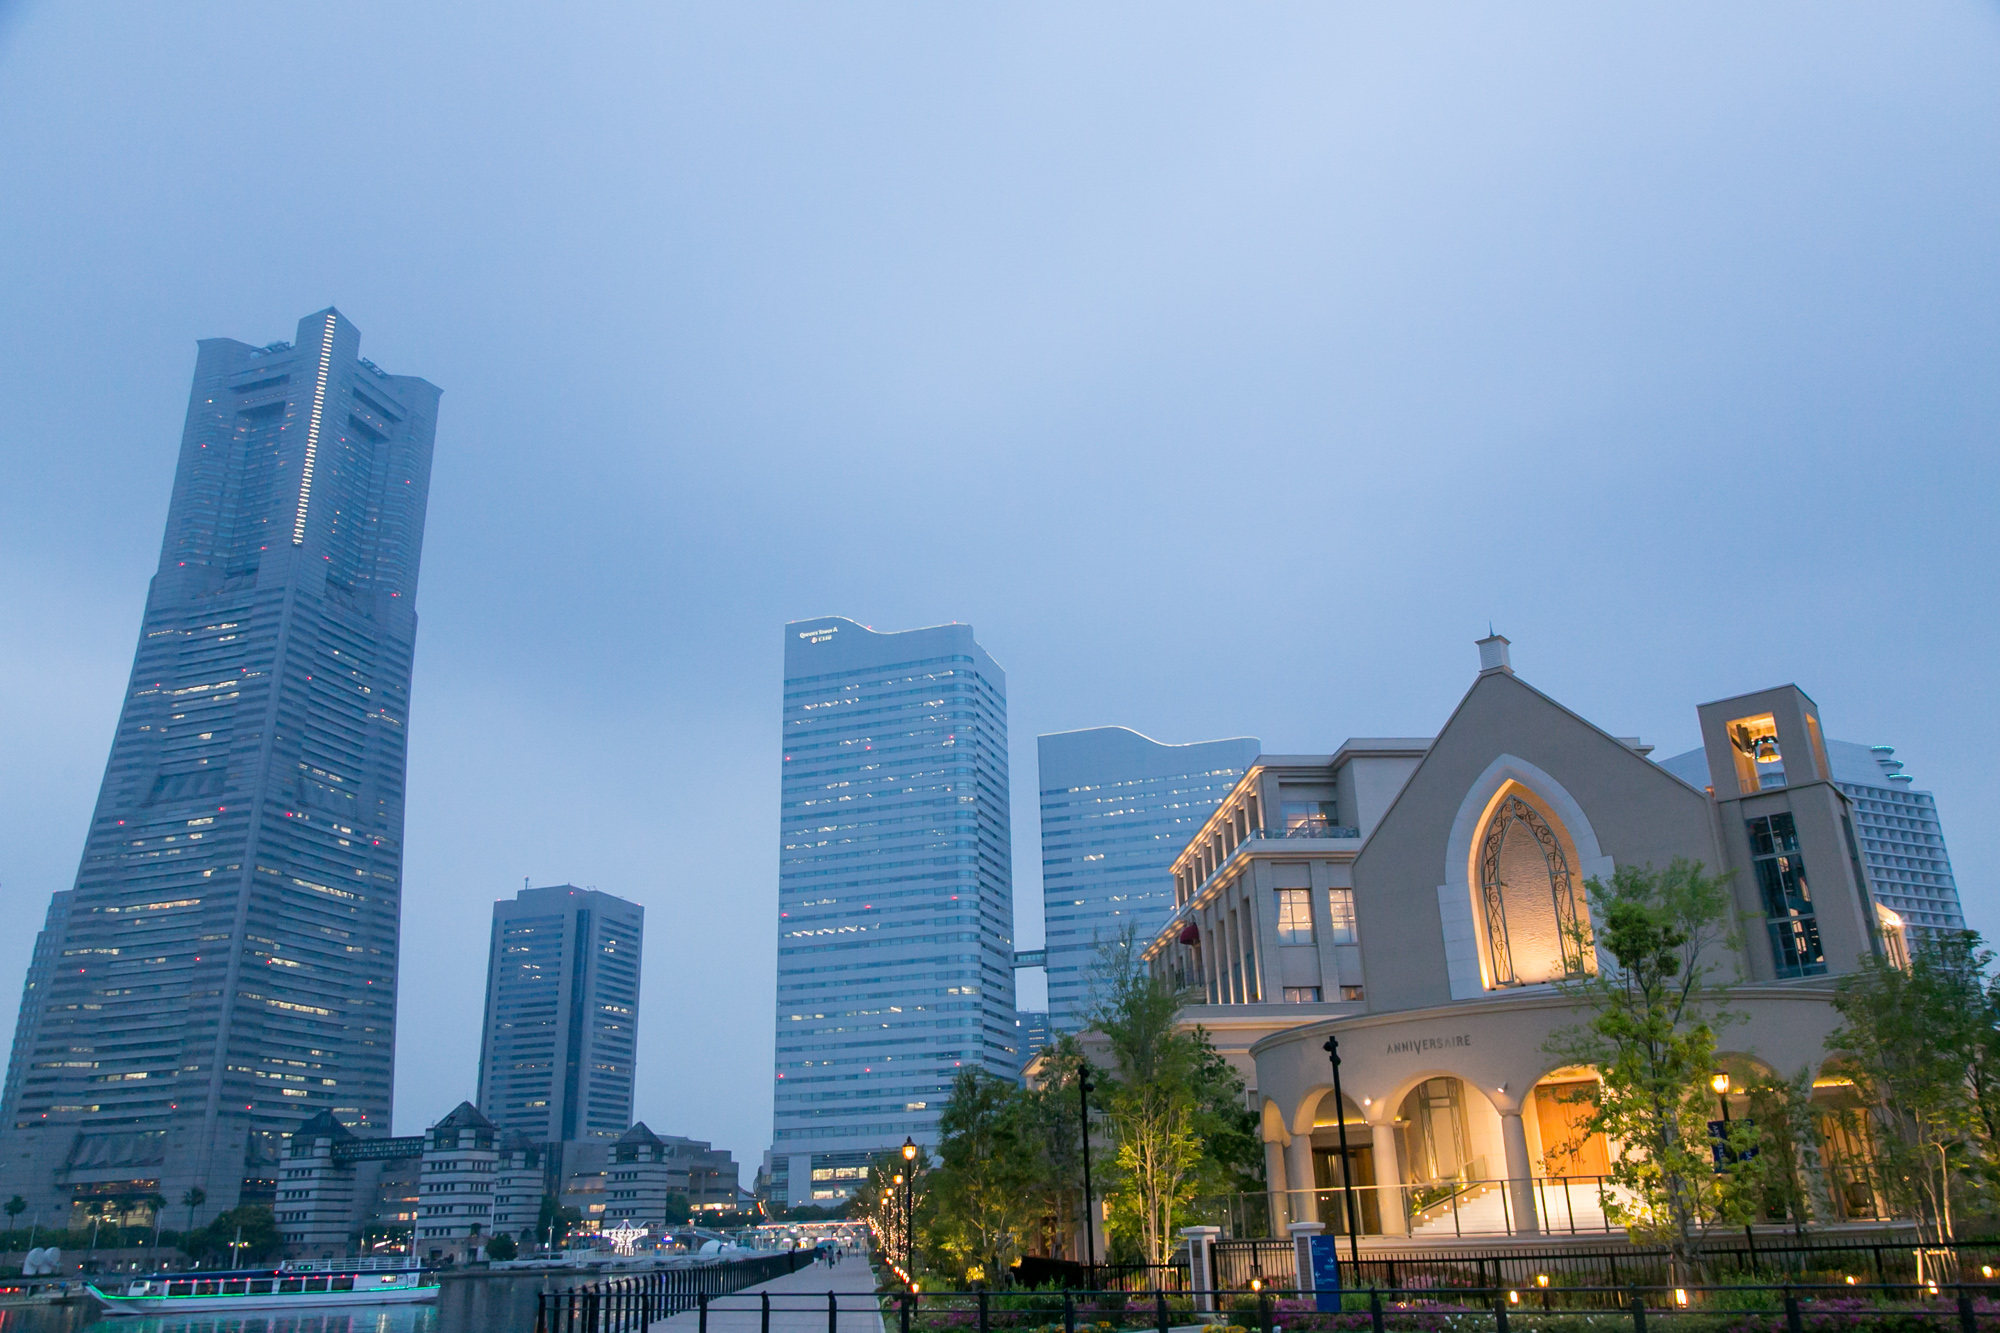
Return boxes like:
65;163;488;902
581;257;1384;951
0;309;438;1227
1037;728;1259;1033
770;618;1014;1208
476;884;644;1143
1660;736;1966;940
1827;743;1966;939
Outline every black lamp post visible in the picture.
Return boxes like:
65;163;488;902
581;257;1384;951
1078;1068;1096;1277
901;1137;918;1282
1711;1073;1757;1267
1322;1033;1362;1269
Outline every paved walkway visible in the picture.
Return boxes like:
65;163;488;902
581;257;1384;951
649;1255;883;1333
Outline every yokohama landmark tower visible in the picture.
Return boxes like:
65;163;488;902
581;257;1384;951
0;309;439;1228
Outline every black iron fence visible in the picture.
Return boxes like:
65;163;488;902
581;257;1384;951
534;1249;816;1333
1209;1237;2000;1296
690;1283;2000;1333
1011;1257;1191;1291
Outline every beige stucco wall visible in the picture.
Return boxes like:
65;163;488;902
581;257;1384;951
1250;984;1843;1147
1351;669;1724;1015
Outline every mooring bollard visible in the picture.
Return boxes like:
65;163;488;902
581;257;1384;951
1627;1287;1646;1333
1961;1291;1978;1333
1370;1288;1386;1333
1785;1289;1803;1333
1258;1290;1272;1333
700;1291;709;1333
831;1289;840;1333
1496;1292;1510;1333
900;1292;913;1333
1156;1291;1170;1333
979;1290;990;1333
1064;1290;1076;1333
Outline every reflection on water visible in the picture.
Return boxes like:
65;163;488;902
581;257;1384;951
0;1304;438;1333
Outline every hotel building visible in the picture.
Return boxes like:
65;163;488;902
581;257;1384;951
770;618;1016;1207
1037;728;1258;1033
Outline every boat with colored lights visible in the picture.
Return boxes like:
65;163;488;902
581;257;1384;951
87;1257;436;1315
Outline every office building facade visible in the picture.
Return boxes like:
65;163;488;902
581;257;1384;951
1659;738;1966;940
1037;728;1259;1032
476;885;644;1143
0;309;438;1227
771;618;1015;1207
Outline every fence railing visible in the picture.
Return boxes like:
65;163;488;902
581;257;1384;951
533;1249;815;1333
1201;1167;1894;1241
1208;1236;2000;1295
691;1282;2000;1333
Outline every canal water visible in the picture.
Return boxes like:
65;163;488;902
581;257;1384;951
0;1306;439;1333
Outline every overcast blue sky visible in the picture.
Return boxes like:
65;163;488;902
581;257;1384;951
1;3;1995;1174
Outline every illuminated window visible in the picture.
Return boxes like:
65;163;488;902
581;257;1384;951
1282;987;1321;1003
1476;791;1592;987
1340;985;1364;1001
1749;813;1825;977
1275;890;1314;944
1327;889;1357;945
1726;714;1785;795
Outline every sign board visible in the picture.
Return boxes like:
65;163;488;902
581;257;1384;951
1708;1119;1758;1170
1308;1235;1343;1312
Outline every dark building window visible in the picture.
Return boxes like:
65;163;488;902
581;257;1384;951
1748;813;1826;978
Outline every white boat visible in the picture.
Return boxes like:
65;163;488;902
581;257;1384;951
87;1257;437;1316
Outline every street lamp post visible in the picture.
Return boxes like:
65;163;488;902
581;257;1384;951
1711;1073;1757;1267
901;1137;918;1283
1322;1033;1362;1269
1078;1067;1096;1280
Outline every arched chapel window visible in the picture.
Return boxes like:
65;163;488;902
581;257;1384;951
1477;792;1593;987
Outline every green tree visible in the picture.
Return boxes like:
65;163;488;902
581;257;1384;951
854;1145;929;1277
1828;931;2000;1250
660;1191;692;1225
537;1194;583;1250
922;1067;1035;1284
1743;1065;1826;1235
141;1192;168;1248
485;1231;518;1261
1016;1034;1087;1260
180;1186;206;1238
3;1196;23;1227
1545;860;1763;1281
1088;930;1262;1265
182;1205;281;1264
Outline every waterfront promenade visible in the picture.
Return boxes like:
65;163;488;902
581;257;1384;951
649;1253;883;1333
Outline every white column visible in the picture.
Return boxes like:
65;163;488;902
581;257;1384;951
1285;1132;1319;1226
1371;1121;1406;1236
1264;1138;1291;1233
1500;1111;1540;1236
1182;1225;1223;1311
1289;1220;1326;1299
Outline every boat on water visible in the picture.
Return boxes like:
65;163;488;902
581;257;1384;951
87;1256;437;1316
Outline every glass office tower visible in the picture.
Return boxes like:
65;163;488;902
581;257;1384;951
476;884;644;1143
0;309;438;1228
770;618;1013;1207
1037;728;1259;1033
